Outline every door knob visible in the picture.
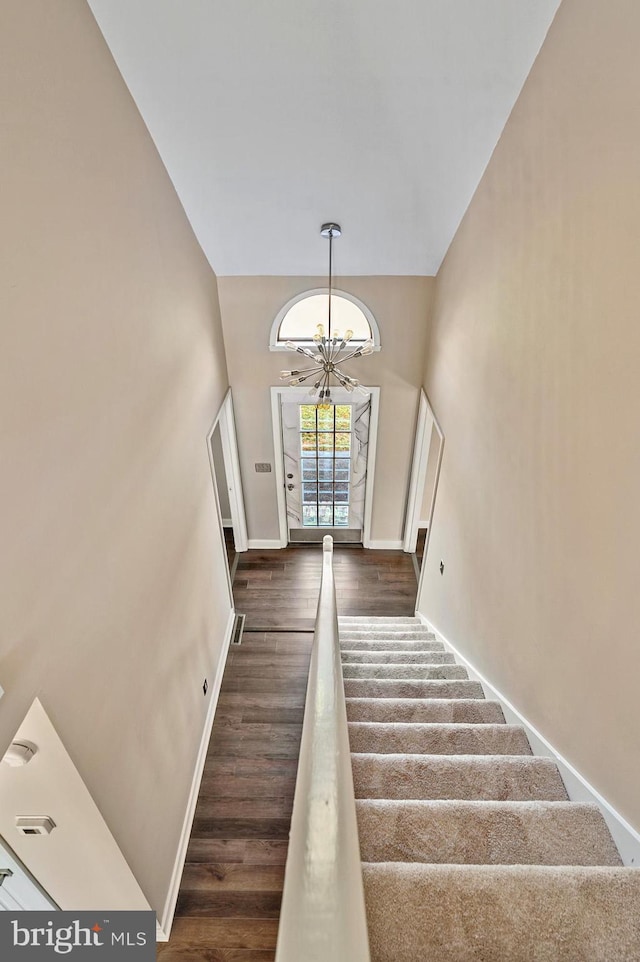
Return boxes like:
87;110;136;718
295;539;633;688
287;483;295;490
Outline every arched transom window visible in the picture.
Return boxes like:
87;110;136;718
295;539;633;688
270;289;381;351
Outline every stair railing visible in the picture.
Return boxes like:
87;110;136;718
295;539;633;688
275;535;371;962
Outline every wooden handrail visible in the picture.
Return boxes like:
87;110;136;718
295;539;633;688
275;536;371;962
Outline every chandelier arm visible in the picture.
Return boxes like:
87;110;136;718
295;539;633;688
297;347;319;361
297;365;326;374
328;340;343;364
332;338;348;360
317;341;330;362
290;367;328;386
333;347;362;364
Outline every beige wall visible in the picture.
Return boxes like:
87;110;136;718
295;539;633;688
0;0;231;915
218;276;434;544
418;0;640;831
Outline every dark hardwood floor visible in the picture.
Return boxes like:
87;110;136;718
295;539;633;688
234;543;419;630
157;544;417;961
415;527;427;566
224;527;237;575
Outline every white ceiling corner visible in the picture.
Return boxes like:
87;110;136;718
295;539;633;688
87;0;560;276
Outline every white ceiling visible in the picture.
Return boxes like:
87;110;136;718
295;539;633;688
87;0;560;276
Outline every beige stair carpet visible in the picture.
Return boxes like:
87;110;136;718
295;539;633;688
343;662;469;680
340;637;445;651
346;696;505;724
345;678;485;699
339;615;640;961
341;649;455;663
356;799;622;865
348;721;532;755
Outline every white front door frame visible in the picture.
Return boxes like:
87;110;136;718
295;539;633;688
270;386;380;548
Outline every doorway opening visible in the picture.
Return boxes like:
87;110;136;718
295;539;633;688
210;422;236;572
403;390;444;583
271;386;380;547
206;389;248;586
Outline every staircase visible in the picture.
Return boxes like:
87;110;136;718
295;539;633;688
340;615;640;961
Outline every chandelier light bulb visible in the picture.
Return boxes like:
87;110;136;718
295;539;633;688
360;341;374;356
343;329;354;342
284;340;298;351
279;370;292;379
313;333;323;343
316;323;325;338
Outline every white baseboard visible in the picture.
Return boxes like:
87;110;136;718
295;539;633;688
364;539;404;550
247;539;284;549
156;606;236;941
416;613;640;868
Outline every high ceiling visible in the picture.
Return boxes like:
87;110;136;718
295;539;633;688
87;0;560;276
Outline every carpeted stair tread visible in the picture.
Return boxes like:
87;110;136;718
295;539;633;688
346;697;505;724
362;863;640;962
339;616;632;959
348;722;531;755
341;649;455;664
340;638;445;651
340;628;435;640
342;663;468;680
352;753;568;800
339;615;422;624
344;678;484;699
356;800;622;866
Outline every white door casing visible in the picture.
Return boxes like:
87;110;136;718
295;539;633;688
207;388;249;562
403;390;445;554
281;397;370;541
271;387;380;547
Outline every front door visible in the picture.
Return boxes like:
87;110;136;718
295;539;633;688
281;398;370;542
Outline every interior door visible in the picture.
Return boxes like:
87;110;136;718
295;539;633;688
281;397;370;542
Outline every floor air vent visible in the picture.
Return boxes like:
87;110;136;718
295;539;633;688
231;612;246;646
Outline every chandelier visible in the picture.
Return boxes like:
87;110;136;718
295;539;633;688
279;223;373;402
